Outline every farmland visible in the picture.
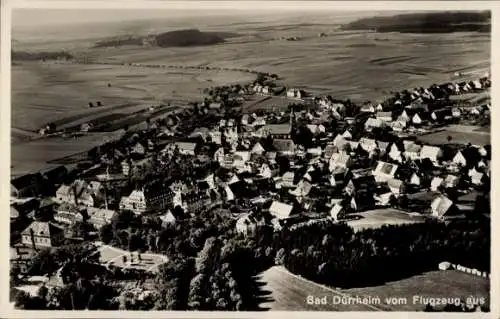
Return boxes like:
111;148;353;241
11;14;490;176
416;125;490;146
342;270;490;311
346;208;427;232
259;266;383;311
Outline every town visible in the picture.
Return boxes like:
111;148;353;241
10;70;491;311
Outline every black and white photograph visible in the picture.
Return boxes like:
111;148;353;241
6;1;492;314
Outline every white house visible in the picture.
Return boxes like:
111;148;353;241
359;138;378;154
431;196;454;219
452;151;467;167
364;118;384;131
329;204;345;221
412;113;423;125
410;173;421;186
175;142;197;156
269;201;293;220
420;145;443;163
342;129;353;140
388;144;403;162
430;177;444;191
404;143;422;161
376;112;392;123
444;175;459;188
329;152;352;171
372;161;398;182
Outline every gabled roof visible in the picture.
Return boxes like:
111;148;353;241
376;111;392;119
330;152;351;167
420;145;442;160
11;173;44;191
431;196;454;217
269;201;293;219
364;118;384;128
273;139;295;153
175;142;197;152
264;124;292;135
374;161;398;176
21;221;63;237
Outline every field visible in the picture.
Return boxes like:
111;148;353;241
259;266;382;311
11;13;490;175
260;266;489;311
97;244;168;273
11;131;125;177
346;208;426;232
416;125;490;146
342;270;490;311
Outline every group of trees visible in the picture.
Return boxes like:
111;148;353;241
12;243;120;310
271;219;489;288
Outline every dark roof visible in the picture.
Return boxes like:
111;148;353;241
11;173;44;190
42;166;68;181
228;180;248;198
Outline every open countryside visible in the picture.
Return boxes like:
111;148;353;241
10;9;490;313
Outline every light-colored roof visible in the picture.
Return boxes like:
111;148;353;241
431;196;454;217
265;124;292;135
175;142;197;152
374;161;398;176
269;201;293;219
420;145;442;160
21;221;63;237
87;207;116;221
330;152;351;166
364;118;383;128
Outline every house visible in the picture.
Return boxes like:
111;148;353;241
452;108;461;118
236;213;260;236
420;145;443;163
273;139;295;156
431;195;456;218
119;183;174;214
233;151;251;169
323;143;337;159
376;112;392;123
21;221;64;248
452;151;467;167
399;110;411;122
281;171;296;188
377;141;390;155
412;113;423;125
376;103;384;111
11;173;45;198
86;207;117;229
55;180;95;207
470;170;485;185
329;167;346;186
329;203;345;221
289;179;312;198
251;142;266;155
360;105;375;113
345;174;377;196
359;138;378;154
430;177;444;191
209;131;222;145
388;143;403;162
260;124;292;139
387;178;404;196
373;161;398;182
376;192;394;206
307;124;326;135
404;143;422;161
269;201;293;219
364;118;384;131
131;142;146;155
409;172;422;186
341;129;353;140
391;120;407;132
350;193;375;212
443;174;459;188
329;152;352;171
175;142;197;156
431;109;453;122
54;204;82;225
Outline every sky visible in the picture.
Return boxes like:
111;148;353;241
12;8;389;29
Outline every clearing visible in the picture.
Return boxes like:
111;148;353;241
346;208;426;232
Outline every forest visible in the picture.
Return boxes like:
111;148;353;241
342;11;491;33
272;219;489;288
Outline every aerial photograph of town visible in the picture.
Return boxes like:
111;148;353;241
8;4;491;313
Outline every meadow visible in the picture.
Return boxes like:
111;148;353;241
346;208;427;232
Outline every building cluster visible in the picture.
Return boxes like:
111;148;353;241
10;73;491;275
